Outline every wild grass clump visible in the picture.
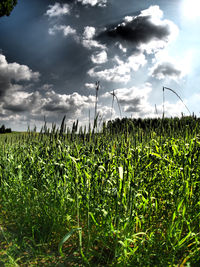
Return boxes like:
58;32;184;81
0;116;200;266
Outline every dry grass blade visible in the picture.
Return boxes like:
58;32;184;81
163;86;191;116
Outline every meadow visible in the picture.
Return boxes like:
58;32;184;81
0;116;200;266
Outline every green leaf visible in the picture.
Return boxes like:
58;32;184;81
150;152;162;159
58;228;81;257
176;232;194;249
89;212;98;226
118;166;123;180
178;199;184;212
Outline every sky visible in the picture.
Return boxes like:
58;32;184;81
0;0;200;131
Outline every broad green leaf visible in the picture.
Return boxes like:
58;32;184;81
119;166;123;180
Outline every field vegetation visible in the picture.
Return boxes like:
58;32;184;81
0;116;200;266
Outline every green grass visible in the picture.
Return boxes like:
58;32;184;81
0;117;200;266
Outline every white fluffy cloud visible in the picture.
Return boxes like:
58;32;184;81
102;83;154;116
126;53;147;71
45;3;70;17
0;54;96;125
0;54;39;82
1;87;96;125
49;25;77;37
0;54;40;97
42;90;95;115
0;89;96;131
97;104;114;119
82;39;106;50
85;83;96;89
138;6;178;54
77;0;107;7
83;26;96;40
82;26;106;50
156;100;189;117
88;52;147;83
91;50;108;64
2;91;41;113
88;65;131;83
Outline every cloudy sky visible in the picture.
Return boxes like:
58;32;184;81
0;0;200;131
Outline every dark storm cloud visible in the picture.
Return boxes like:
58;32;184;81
0;74;10;98
97;6;177;51
43;103;70;113
117;93;143;113
3;103;30;113
105;17;169;44
151;61;182;80
124;105;142;113
119;97;141;106
0;114;7;118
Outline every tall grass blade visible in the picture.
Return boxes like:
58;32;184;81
58;228;82;257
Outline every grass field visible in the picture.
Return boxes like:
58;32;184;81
0;117;200;266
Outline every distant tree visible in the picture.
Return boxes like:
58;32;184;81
0;125;12;134
0;0;17;17
0;125;6;133
5;128;11;133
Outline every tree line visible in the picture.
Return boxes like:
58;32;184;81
0;125;11;134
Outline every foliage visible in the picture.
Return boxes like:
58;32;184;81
0;0;17;17
0;116;200;266
0;124;11;134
